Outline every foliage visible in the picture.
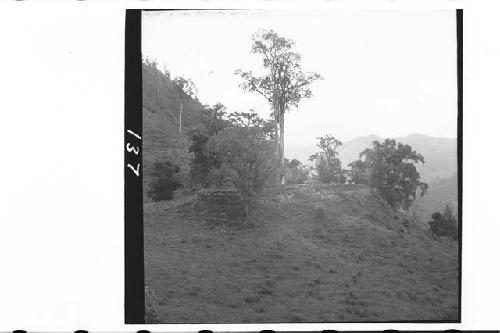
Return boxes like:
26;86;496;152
204;112;279;216
352;139;428;210
284;158;310;185
142;61;206;132
173;76;198;100
428;205;458;241
337;169;349;184
206;163;237;188
235;29;322;181
188;103;229;187
148;161;182;201
309;134;343;184
442;204;458;225
348;159;369;185
234;30;322;112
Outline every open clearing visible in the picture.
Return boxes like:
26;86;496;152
144;183;459;323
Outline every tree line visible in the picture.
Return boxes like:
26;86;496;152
147;29;457;236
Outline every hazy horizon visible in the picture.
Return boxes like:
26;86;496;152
287;132;457;166
143;10;458;151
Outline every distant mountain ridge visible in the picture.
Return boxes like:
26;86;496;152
338;134;457;182
287;134;457;182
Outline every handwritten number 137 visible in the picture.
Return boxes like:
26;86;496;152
126;129;141;177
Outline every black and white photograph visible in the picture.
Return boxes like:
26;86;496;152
6;0;500;331
138;9;461;324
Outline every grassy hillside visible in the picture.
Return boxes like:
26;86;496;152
142;62;207;195
145;183;459;323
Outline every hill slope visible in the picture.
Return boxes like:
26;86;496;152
142;62;207;194
412;174;459;223
144;183;459;323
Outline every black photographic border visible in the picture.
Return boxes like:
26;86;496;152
125;9;144;324
124;8;463;325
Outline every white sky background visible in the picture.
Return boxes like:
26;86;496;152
142;10;457;153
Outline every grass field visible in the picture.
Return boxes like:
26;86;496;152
144;183;459;323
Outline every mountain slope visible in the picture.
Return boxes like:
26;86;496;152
412;174;459;223
142;62;207;193
145;183;459;323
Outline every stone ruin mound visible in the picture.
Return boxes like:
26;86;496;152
196;189;246;224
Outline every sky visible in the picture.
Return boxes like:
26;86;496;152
142;10;457;155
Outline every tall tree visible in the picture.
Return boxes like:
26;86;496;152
235;29;322;183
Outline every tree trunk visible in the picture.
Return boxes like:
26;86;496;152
274;118;280;159
273;100;280;158
279;111;285;185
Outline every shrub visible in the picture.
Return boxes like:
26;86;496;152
348;160;369;184
206;163;237;188
284;158;309;184
148;161;182;201
205;115;279;216
188;103;228;187
428;205;458;241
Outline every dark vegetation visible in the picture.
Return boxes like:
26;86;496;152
428;205;459;241
204;112;278;216
284;158;310;185
412;174;458;225
348;139;429;211
147;161;182;201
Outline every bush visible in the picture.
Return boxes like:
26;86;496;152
188;103;229;187
428;205;458;241
284;158;309;185
148;161;182;201
206;163;237;188
205;116;279;216
348;160;369;184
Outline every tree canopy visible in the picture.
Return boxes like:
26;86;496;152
235;29;322;182
309;134;343;184
205;112;279;216
352;139;428;210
